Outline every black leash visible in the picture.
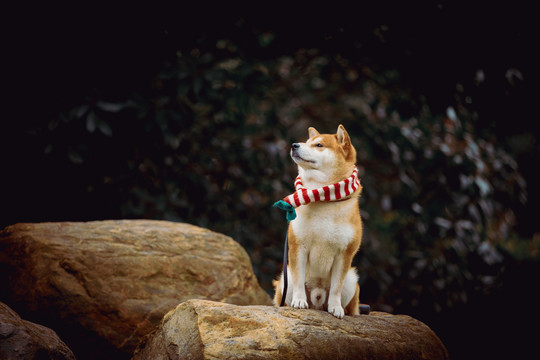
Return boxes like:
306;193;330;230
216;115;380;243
280;231;288;306
272;200;296;307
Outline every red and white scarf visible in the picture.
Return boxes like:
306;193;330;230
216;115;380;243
282;166;361;208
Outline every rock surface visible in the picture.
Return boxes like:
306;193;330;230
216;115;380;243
0;220;271;359
0;301;75;360
133;299;449;360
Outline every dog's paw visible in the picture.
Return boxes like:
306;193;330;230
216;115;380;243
291;297;309;309
328;304;345;319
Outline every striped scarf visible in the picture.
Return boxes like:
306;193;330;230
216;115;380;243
273;166;361;221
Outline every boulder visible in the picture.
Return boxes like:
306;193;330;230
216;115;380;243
133;299;449;360
0;301;75;360
0;220;271;359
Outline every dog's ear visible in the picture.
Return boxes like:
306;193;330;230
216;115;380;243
308;127;320;139
337;124;350;146
337;124;356;162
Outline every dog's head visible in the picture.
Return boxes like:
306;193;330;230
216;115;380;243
291;124;356;182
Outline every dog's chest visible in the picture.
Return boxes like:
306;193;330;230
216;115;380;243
290;202;356;251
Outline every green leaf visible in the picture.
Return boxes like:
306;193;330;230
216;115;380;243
96;101;125;113
97;120;113;137
68;149;83;164
86;111;97;133
74;105;89;118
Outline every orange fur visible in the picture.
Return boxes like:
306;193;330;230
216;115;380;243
344;283;361;316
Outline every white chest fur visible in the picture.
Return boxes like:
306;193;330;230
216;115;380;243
290;200;357;279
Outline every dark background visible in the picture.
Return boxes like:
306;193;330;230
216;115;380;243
3;2;539;359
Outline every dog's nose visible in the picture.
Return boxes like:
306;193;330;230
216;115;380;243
292;143;300;149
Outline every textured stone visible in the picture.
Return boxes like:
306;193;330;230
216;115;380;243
0;301;75;360
133;299;449;360
0;220;271;358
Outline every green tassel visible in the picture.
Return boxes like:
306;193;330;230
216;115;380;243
273;200;297;222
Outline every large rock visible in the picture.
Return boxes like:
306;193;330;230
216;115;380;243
133;299;449;360
0;301;75;360
0;220;271;359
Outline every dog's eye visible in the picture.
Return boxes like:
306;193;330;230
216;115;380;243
315;143;323;148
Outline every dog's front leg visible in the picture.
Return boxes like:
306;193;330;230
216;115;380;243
289;246;308;309
328;254;347;318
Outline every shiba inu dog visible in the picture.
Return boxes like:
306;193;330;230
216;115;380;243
273;124;363;318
